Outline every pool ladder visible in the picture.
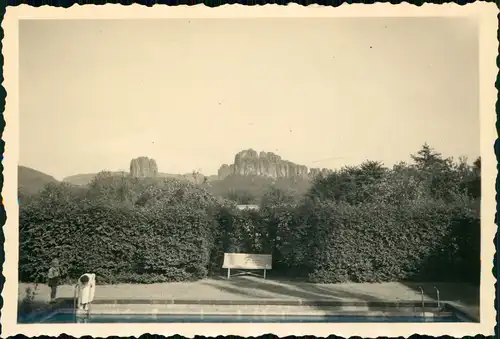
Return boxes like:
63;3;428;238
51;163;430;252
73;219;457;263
434;286;441;316
416;286;441;319
73;284;92;323
418;286;425;318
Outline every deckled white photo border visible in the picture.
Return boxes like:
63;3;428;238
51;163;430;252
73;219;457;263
1;3;497;337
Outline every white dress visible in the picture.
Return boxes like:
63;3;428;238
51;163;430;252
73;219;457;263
77;273;96;309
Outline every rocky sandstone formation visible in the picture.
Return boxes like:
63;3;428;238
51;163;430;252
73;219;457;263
218;149;332;180
217;164;235;180
130;156;158;178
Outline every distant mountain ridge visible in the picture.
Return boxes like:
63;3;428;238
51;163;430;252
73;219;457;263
18;165;59;196
63;171;128;186
20;149;331;199
63;156;216;186
62;171;214;186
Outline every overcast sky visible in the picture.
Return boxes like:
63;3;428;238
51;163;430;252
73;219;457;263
19;18;479;180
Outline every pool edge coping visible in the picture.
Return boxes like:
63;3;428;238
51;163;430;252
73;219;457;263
18;298;479;323
50;298;446;306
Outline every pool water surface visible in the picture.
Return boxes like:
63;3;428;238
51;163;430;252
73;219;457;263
35;312;465;323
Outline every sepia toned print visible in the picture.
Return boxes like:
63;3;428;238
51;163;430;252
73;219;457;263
1;3;497;338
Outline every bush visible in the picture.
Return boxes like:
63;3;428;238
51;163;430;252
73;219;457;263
305;198;479;283
135;203;213;281
19;178;224;283
20;200;143;282
258;188;309;274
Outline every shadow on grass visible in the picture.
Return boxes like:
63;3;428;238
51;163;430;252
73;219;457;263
210;272;479;305
202;275;480;318
203;280;270;299
202;276;394;313
237;277;377;299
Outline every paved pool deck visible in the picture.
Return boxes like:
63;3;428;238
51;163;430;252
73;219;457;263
18;276;480;320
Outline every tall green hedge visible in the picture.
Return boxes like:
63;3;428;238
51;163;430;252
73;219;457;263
19;179;223;283
296;198;480;284
134;203;214;281
20;201;138;282
19;146;481;285
20;186;479;284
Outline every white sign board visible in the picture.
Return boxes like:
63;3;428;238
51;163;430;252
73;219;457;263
222;253;272;270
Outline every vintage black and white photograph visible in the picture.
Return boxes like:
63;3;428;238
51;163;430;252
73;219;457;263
2;3;496;338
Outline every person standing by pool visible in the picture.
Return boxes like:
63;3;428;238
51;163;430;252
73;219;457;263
47;258;61;303
77;273;96;312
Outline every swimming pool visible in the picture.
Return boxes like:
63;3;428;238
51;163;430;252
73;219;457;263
20;300;473;324
37;312;464;323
